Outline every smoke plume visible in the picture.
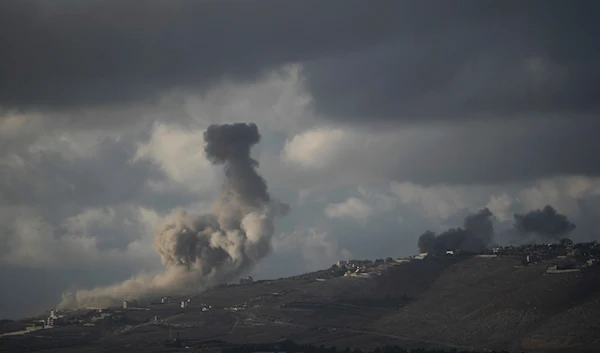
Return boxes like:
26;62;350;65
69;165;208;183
59;123;287;308
513;205;576;241
417;208;495;254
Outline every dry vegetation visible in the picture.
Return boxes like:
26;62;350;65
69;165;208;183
3;255;600;353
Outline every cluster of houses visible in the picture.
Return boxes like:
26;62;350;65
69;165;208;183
334;257;412;278
332;240;599;279
225;303;248;312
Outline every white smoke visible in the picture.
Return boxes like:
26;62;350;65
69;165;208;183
59;123;287;308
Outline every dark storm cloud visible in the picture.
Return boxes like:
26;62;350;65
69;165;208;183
304;2;600;122
2;0;597;122
0;0;406;110
387;117;600;185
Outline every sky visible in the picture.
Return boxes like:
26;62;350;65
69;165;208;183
1;0;600;319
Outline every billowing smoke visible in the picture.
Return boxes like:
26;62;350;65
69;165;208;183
417;208;495;254
59;123;287;308
513;205;576;241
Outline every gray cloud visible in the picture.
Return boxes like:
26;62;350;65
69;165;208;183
0;0;404;111
304;2;599;122
0;134;194;222
2;1;597;123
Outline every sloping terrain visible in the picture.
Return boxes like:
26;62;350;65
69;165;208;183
3;256;600;353
371;257;600;352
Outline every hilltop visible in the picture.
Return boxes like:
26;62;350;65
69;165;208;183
2;242;600;353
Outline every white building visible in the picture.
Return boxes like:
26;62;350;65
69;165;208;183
123;299;139;309
414;252;428;260
336;260;348;268
181;300;189;308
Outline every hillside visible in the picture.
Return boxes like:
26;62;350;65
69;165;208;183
2;254;600;353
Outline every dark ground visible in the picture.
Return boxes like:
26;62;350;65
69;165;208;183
2;256;599;353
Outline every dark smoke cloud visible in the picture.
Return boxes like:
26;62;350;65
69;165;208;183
514;205;576;240
417;231;436;254
60;123;287;308
204;123;269;209
417;208;495;253
464;208;494;246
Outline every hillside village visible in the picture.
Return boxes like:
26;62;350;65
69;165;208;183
322;239;600;280
2;239;600;352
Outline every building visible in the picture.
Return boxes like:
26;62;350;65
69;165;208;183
414;252;428;260
123;299;139;309
347;259;372;268
46;310;66;327
445;250;454;255
181;300;189;308
161;296;173;304
336;260;347;268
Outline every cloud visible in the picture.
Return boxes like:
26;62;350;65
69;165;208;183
0;205;160;270
485;194;513;222
517;177;600;217
390;182;470;221
282;127;351;170
280;118;600;186
304;4;599;122
325;197;374;224
0;0;402;111
134;123;216;192
272;228;351;272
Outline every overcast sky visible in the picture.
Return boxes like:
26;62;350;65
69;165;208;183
2;0;599;319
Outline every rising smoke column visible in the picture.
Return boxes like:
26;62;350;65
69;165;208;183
59;123;287;308
417;208;495;254
417;230;436;253
513;205;576;241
